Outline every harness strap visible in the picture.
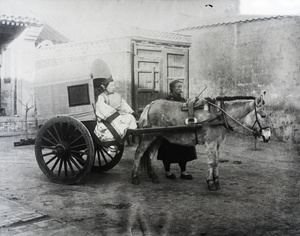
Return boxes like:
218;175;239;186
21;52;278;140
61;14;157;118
106;111;120;124
194;128;199;144
204;99;256;134
252;105;261;138
220;100;233;131
187;99;195;117
186;99;199;143
92;104;123;144
101;120;123;144
251;105;270;138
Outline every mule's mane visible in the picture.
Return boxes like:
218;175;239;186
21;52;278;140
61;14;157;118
215;96;255;101
204;96;255;108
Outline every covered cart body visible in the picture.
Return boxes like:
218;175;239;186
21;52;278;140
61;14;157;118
34;37;134;125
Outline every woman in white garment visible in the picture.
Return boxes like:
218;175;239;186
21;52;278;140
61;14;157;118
94;77;137;144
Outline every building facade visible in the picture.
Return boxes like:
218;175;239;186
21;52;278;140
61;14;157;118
0;15;43;135
0;15;70;136
2;13;300;149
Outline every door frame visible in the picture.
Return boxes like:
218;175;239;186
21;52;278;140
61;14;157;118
131;40;190;116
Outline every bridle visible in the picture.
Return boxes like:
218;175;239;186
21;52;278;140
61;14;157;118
251;104;270;140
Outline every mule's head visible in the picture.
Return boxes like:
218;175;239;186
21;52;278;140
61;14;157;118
244;107;271;143
261;126;271;143
255;91;271;142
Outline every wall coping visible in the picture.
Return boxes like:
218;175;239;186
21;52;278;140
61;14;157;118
176;15;298;32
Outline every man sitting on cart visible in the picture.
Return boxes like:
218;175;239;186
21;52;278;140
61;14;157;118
94;76;137;148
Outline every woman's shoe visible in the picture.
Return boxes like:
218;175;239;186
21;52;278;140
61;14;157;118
108;145;119;154
180;174;193;180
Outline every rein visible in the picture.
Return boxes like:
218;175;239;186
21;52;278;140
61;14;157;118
203;97;268;137
205;99;255;133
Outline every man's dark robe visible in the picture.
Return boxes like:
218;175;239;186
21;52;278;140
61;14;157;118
157;92;197;163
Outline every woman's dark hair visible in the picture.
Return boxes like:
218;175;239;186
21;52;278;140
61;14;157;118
100;78;112;89
93;77;113;101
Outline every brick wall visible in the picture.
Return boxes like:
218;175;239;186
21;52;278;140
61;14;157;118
0;117;37;137
182;16;300;145
1;47;16;116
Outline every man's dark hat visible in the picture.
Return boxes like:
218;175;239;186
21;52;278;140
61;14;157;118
169;79;182;88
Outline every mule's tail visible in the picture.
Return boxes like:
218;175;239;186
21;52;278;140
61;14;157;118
138;102;154;128
139;137;162;172
140;150;150;172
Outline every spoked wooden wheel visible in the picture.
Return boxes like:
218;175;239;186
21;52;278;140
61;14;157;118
92;143;124;172
35;116;95;184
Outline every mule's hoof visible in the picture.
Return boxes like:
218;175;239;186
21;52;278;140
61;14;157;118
152;176;160;184
208;183;219;191
214;181;220;190
213;178;221;190
207;180;219;191
132;176;140;185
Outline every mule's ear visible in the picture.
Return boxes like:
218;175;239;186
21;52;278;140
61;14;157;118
260;90;266;106
255;91;266;107
255;96;261;107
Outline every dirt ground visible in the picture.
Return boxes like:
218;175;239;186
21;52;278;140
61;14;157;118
0;132;300;235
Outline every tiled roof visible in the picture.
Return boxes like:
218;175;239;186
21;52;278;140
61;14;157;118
175;15;297;32
0;13;69;46
0;14;43;47
0;14;41;26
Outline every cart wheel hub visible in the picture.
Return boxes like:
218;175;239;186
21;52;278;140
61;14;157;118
55;143;68;157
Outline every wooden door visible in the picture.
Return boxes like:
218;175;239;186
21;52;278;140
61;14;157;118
164;48;189;100
132;42;189;116
133;43;163;115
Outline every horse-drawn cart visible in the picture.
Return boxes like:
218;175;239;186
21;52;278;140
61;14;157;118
34;58;270;188
34;58;203;184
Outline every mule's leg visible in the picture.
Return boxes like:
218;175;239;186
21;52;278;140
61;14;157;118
146;138;162;184
132;135;157;185
204;140;220;191
213;146;220;190
147;156;159;184
132;143;147;185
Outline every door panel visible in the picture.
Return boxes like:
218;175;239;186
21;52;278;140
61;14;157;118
165;49;189;99
133;42;189;117
135;58;162;113
133;43;164;116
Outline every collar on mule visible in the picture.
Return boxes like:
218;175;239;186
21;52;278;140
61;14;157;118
184;97;202;125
